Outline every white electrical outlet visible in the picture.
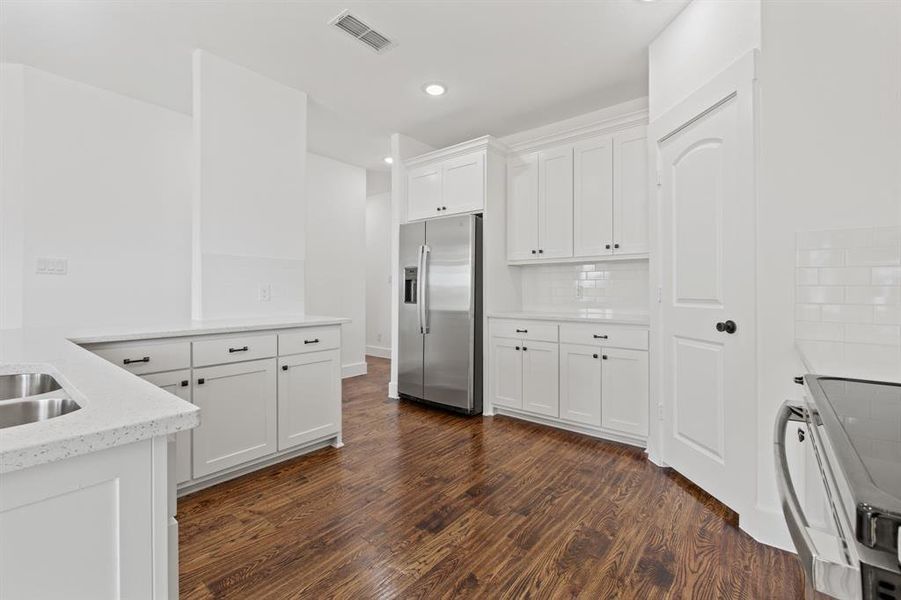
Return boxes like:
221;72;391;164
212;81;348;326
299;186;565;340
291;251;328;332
377;333;382;343
36;257;68;275
259;284;272;302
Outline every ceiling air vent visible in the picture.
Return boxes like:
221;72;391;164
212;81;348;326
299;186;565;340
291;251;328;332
329;10;396;54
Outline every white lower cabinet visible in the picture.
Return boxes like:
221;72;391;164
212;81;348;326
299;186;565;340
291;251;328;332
490;337;524;409
559;344;602;427
521;341;559;417
490;318;649;445
141;369;193;484
192;358;277;478
601;347;649;437
278;349;342;451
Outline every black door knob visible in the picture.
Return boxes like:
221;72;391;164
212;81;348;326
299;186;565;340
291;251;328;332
715;320;737;334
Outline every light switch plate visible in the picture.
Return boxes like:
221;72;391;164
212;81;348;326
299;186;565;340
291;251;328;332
36;257;68;275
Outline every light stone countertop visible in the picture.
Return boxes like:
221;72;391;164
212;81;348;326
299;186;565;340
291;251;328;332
796;340;901;385
0;315;349;474
487;310;650;326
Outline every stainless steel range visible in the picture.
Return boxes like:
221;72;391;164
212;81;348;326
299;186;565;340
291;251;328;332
776;376;901;600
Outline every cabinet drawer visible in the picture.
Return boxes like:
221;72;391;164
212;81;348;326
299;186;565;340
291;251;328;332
491;320;558;342
192;334;277;367
559;324;648;350
91;340;190;375
279;326;340;356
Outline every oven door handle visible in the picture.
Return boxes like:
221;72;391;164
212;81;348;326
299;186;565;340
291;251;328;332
774;400;861;600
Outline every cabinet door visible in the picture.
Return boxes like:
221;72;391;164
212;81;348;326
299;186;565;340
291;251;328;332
522;340;559;417
442;151;484;215
537;145;574;259
407;164;443;221
573;136;614;258
141;370;193;484
612;126;649;255
601;348;649;437
192;358;277;478
278;349;341;451
559;344;602;427
490;337;523;409
506;153;539;261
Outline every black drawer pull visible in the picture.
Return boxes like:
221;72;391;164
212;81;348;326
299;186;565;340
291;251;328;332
197;378;205;385
304;338;320;345
515;329;528;333
228;346;249;353
123;356;150;365
593;334;608;339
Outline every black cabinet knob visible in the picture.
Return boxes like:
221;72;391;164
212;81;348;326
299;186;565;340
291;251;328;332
515;346;521;351
180;380;189;387
197;378;205;385
538;249;544;254
531;250;537;254
282;365;288;371
442;206;447;210
522;347;528;351
593;354;599;359
605;244;611;250
614;243;620;249
602;355;608;360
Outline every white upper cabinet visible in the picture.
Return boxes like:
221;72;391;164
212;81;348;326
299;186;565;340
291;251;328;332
506;122;648;263
612;126;649;255
406;164;443;221
573;136;614;258
506;153;539;261
537;145;574;259
442;151;484;215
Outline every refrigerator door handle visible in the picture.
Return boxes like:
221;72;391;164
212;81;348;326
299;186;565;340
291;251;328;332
416;244;425;333
420;244;431;334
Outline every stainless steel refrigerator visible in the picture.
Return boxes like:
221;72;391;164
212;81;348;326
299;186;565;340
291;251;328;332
398;214;482;414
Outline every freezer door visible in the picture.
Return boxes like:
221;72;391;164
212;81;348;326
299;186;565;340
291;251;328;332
423;215;478;410
398;222;425;399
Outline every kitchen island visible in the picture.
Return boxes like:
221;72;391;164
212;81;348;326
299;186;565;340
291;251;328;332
0;315;347;600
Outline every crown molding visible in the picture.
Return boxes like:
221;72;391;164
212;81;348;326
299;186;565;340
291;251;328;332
505;109;649;154
403;135;507;168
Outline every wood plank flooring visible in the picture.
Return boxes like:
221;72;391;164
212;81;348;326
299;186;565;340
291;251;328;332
178;356;803;599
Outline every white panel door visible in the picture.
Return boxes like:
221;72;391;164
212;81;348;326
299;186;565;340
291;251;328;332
655;55;757;514
559;343;602;426
573;136;614;258
141;370;193;484
522;340;559;417
506;153;539;261
612;126;649;255
407;164;443;221
600;348;648;437
490;337;523;409
192;358;277;478
537;145;573;259
278;349;341;451
442;151;484;215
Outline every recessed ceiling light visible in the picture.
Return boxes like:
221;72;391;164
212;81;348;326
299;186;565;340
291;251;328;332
384;156;394;165
423;82;446;97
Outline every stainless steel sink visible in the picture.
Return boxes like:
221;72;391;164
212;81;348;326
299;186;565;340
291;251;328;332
0;373;81;428
0;373;62;401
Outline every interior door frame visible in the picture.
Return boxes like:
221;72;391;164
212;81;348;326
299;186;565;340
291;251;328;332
646;51;759;512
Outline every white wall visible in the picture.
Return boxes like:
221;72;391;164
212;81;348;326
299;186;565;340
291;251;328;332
755;0;901;540
365;192;392;358
649;0;761;121
366;169;391;197
305;152;367;376
0;64;192;329
193;50;307;319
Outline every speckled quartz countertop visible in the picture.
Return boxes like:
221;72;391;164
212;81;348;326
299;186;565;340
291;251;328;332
796;340;901;385
487;311;649;326
0;315;349;474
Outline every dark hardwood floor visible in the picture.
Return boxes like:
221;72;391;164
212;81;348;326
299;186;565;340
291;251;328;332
178;356;803;599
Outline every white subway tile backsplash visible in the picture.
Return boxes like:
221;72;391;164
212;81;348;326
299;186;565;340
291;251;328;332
845;286;901;305
845;246;901;267
796;249;844;267
821;304;873;324
796;286;844;304
520;260;649;313
817;267;870;286
796;226;900;348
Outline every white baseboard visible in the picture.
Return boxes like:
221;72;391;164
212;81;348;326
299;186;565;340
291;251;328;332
342;361;367;378
388;380;398;399
365;345;391;359
741;505;794;553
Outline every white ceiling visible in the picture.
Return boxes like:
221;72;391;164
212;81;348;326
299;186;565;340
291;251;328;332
0;0;687;170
